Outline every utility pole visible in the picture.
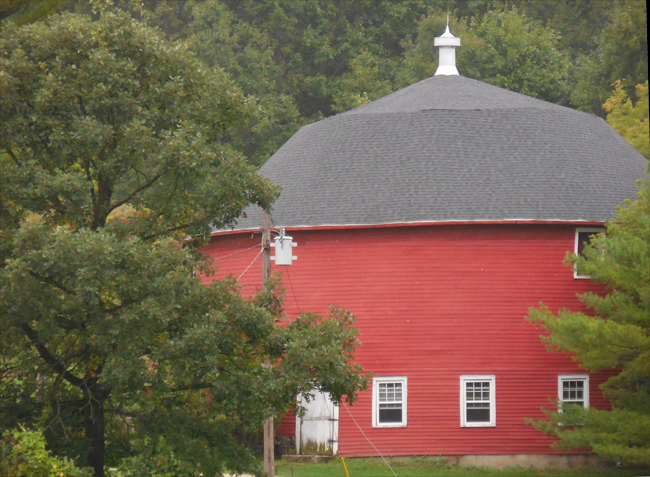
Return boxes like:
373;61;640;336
262;211;274;477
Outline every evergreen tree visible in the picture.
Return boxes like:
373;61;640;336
527;173;650;465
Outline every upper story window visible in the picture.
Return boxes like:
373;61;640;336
372;376;407;428
574;228;605;279
460;375;496;427
558;374;589;411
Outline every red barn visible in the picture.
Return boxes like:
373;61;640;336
204;28;647;467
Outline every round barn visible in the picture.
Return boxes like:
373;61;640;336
203;26;647;468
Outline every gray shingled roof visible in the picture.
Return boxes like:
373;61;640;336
227;75;647;230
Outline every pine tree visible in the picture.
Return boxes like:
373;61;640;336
527;172;650;465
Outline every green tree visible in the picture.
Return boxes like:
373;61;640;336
23;0;641;163
515;0;613;58
526;177;650;465
0;11;366;477
1;427;91;477
181;0;303;166
180;0;436;163
0;0;69;24
604;80;649;159
398;8;572;105
570;0;648;115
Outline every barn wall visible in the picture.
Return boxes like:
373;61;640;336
202;223;610;456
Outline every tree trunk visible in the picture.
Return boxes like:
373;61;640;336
83;389;107;477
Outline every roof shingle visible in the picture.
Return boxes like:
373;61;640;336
226;76;647;231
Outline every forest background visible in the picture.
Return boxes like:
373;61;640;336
2;0;647;166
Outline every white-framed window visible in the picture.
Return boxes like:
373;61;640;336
574;228;605;279
460;375;496;427
372;376;407;428
558;374;589;411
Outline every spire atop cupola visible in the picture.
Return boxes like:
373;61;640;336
434;16;461;76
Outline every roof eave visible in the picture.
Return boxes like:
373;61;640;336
210;218;607;237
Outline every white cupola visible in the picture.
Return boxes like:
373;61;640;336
434;20;461;76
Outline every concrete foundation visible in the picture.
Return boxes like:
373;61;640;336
456;454;607;469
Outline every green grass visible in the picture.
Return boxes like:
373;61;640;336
275;457;646;477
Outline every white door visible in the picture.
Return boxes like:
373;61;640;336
295;391;339;455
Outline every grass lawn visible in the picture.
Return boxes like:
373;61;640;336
275;457;647;477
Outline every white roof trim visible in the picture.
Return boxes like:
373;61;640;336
213;218;607;235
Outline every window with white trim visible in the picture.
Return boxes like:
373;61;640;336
372;376;407;427
574;228;605;279
460;375;495;427
558;375;589;410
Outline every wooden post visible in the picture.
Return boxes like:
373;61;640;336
262;211;272;285
262;211;275;477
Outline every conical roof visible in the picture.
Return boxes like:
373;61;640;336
229;75;646;231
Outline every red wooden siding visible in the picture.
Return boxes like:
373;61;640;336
202;224;611;456
276;410;296;437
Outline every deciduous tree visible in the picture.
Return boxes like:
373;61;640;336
604;80;649;159
399;8;572;105
0;427;90;477
0;10;367;477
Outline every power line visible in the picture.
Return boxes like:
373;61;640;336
342;401;398;477
237;247;263;282
212;243;261;261
284;266;302;315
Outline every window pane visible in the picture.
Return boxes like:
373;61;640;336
567;401;584;408
562;380;585;403
379;408;402;423
466;381;490;402
379;382;404;403
467;402;489;409
467;407;491;422
578;232;592;256
381;404;400;409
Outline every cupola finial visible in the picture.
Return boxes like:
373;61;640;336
434;17;461;76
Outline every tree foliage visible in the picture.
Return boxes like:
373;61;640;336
175;0;435;164
0;11;367;477
3;1;646;163
399;8;571;105
570;0;648;116
604;80;649;159
0;0;68;24
526;177;650;465
1;427;91;477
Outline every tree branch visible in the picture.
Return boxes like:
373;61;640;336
107;171;164;215
28;270;76;296
141;218;205;241
83;157;97;215
1;141;21;167
19;322;84;387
